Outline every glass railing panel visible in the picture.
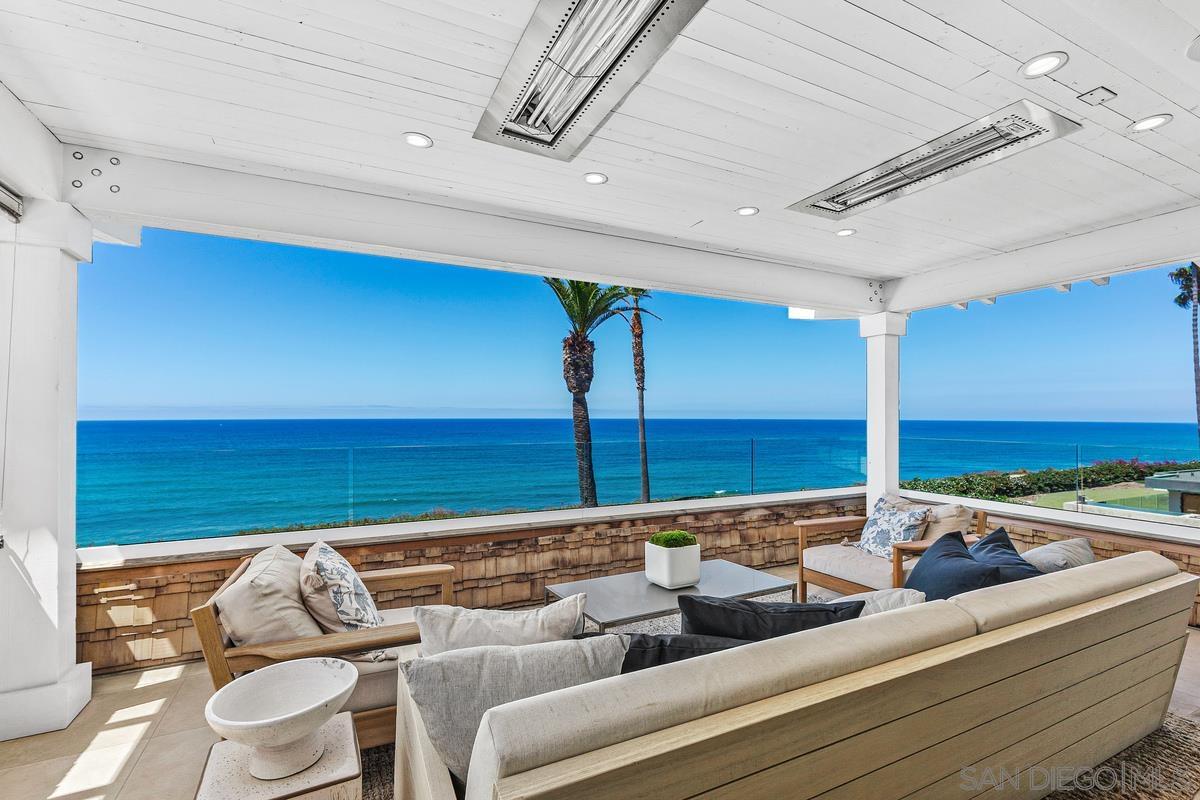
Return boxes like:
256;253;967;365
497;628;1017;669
1071;443;1200;524
750;436;866;494
77;445;353;545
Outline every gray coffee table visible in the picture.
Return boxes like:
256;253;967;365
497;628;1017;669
544;558;796;632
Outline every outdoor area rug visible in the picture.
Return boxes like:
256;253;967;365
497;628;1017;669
361;707;1200;800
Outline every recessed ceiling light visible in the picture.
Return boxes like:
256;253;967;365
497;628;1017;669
1019;51;1068;78
1129;114;1173;132
403;132;433;148
835;228;857;237
583;172;608;184
735;206;759;216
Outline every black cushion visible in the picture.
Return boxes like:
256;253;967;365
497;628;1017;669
968;528;1042;583
905;531;1008;600
678;595;865;641
619;633;751;673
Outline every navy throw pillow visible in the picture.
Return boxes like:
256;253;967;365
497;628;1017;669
968;528;1041;583
619;633;751;673
678;595;865;641
904;531;1006;601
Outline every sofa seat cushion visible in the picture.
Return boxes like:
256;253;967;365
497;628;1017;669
950;551;1179;633
342;607;419;714
464;600;977;800
803;543;916;591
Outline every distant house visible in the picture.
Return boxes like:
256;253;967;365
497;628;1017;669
1146;471;1200;513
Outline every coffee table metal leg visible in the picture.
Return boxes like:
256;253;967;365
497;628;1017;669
792;585;798;602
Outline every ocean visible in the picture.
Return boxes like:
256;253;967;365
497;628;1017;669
77;418;1200;547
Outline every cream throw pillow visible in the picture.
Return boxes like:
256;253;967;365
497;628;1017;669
300;541;384;633
838;587;925;616
883;494;974;540
414;594;586;656
215;545;322;646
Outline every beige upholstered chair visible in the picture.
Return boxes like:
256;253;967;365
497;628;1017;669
190;558;454;747
796;507;987;601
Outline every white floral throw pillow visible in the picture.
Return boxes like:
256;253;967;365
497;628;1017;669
856;498;929;558
300;541;385;633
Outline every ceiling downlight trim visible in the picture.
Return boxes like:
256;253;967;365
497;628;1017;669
788;100;1082;220
474;0;709;161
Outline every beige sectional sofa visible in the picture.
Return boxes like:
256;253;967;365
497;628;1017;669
394;551;1197;800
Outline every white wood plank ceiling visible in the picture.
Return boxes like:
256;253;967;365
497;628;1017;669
2;0;1200;299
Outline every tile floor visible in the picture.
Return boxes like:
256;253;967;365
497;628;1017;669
3;626;1200;800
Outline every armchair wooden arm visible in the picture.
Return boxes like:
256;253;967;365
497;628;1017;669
795;515;868;602
224;621;421;673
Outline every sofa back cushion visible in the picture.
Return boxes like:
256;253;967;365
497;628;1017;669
464;600;977;800
405;636;627;784
415;594;585;656
949;550;1179;633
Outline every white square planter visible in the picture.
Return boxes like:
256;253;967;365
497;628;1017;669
644;542;701;589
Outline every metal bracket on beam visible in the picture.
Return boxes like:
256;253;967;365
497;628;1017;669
0;181;22;222
63;147;126;202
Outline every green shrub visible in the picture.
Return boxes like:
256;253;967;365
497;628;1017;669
649;530;697;548
900;458;1200;502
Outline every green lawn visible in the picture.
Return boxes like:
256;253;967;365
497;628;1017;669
1027;484;1170;511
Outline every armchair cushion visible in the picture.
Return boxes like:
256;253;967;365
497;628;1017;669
803;543;917;591
415;594;586;656
215;545;322;646
301;541;384;633
341;607;421;714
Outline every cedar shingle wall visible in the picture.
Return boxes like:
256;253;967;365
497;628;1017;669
77;496;865;674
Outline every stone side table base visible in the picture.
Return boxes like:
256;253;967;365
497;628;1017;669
196;712;362;800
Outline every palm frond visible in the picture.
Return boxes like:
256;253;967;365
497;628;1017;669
544;278;631;336
1172;264;1197;309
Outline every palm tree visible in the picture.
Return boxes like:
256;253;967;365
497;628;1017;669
623;287;659;503
1171;262;1200;446
544;279;630;507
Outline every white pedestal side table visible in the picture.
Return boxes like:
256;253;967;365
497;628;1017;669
195;712;362;800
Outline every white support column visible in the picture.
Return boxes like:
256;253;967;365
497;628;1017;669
860;312;907;509
0;198;93;740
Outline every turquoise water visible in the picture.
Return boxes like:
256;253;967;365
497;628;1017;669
76;419;1200;546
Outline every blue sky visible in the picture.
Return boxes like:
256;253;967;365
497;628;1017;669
78;228;1196;422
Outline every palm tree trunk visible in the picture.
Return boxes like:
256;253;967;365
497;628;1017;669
631;306;650;503
571;391;598;507
1192;263;1200;447
636;387;649;503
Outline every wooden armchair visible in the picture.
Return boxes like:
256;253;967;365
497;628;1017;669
190;559;454;747
795;510;987;601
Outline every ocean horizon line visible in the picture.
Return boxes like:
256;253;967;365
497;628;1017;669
77;416;1199;425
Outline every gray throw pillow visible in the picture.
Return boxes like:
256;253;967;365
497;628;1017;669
402;636;627;782
839;587;925;616
414;594;585;656
1021;538;1096;573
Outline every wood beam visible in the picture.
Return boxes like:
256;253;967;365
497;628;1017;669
0;81;61;201
61;147;879;313
885;204;1200;312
